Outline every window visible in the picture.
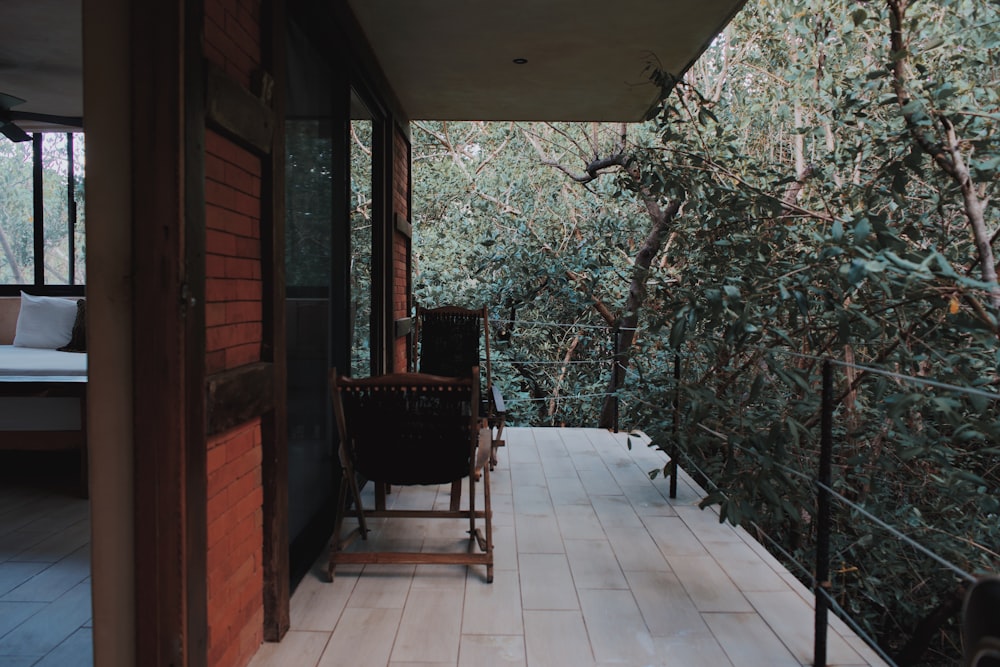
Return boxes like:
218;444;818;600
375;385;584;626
0;132;85;294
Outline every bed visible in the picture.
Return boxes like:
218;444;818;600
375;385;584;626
0;294;88;496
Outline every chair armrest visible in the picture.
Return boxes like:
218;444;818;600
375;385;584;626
475;425;493;471
489;383;506;416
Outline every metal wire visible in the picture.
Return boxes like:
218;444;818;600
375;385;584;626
492;317;638;332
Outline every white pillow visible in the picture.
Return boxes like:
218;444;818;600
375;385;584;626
13;292;79;349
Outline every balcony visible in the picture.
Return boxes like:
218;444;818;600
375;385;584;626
250;426;886;667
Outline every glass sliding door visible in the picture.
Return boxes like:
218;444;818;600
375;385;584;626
284;20;338;585
349;91;374;377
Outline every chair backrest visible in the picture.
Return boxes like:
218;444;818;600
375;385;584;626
963;576;1000;667
330;369;480;486
414;305;491;390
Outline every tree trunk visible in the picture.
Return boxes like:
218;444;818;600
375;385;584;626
598;197;683;429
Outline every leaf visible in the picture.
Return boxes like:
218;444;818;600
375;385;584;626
832;219;844;242
853;218;871;244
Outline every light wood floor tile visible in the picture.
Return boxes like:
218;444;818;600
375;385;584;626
289;570;357;631
745;590;866;666
589;495;645;531
708;540;788;592
462;568;523;635
491;523;518;571
577;468;621;496
565;539;627;590
514;515;564;554
317;608;401;667
458;634;526;667
642;516;708;558
620;483;677;517
703;611;802;666
523;610;595;667
624;569;707;638
546;476;589;506
674;505;741;544
518;553;578;610
554;504;605;540
652;632;735;667
604;527;669;572
411;563;470;590
391;588;463;663
345;565;414;609
511;484;553;515
666;556;753;613
579;588;658;664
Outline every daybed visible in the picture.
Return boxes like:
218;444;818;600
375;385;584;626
0;293;88;495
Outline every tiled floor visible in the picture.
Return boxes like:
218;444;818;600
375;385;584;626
250;427;889;667
0;453;92;667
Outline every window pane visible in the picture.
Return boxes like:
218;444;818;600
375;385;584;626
73;134;86;285
43;134;71;284
0;140;35;283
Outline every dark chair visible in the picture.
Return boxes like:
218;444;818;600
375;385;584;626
963;576;1000;667
327;367;494;583
413;304;506;470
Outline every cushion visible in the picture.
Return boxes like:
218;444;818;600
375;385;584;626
58;299;87;353
12;292;79;349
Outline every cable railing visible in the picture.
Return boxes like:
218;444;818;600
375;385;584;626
622;348;998;666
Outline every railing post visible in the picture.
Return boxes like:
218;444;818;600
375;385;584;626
669;353;680;499
611;326;620;433
815;359;833;667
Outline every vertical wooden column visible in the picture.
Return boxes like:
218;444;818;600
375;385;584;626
260;0;290;642
131;0;208;664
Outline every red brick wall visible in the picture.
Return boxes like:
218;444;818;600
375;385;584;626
206;420;264;667
392;125;411;371
205;131;264;375
205;0;262;87
203;2;265;666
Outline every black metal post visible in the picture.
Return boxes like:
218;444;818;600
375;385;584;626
67;133;76;285
814;359;833;667
611;326;620;433
669;353;680;499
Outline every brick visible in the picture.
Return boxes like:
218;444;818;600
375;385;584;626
224;256;258;280
225;301;261;324
235;236;261;258
206;349;227;375
225;343;261;369
206;229;237;257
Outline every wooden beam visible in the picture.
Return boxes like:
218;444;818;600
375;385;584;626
205;362;275;436
205;63;275;155
259;0;290;640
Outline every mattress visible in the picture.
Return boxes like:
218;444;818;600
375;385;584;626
0;345;88;382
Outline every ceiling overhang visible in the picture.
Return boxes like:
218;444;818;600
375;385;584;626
347;0;747;122
0;0;746;131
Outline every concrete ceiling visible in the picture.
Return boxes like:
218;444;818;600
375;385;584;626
0;0;746;130
0;0;83;131
347;0;747;122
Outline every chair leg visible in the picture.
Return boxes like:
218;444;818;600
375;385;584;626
450;480;462;512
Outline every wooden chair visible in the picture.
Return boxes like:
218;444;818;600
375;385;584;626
413;304;506;470
327;367;494;583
